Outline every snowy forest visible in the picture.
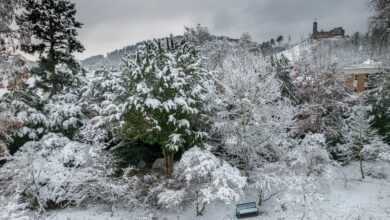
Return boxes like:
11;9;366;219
1;0;390;219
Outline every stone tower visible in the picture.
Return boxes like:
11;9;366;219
313;21;318;34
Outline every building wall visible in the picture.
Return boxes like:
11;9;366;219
312;32;343;40
344;73;369;93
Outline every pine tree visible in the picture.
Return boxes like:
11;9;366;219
348;103;372;179
17;0;84;95
347;99;389;178
369;73;390;144
276;35;284;46
271;55;301;105
121;39;212;177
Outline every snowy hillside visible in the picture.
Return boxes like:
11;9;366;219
279;37;377;71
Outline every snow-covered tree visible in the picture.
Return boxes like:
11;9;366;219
0;64;86;155
291;47;354;156
369;73;390;144
17;0;84;95
369;0;390;49
347;103;374;179
0;0;21;27
348;104;372;152
272;55;301;104
0;0;22;56
184;24;212;46
157;147;246;212
79;68;128;145
211;47;296;169
121;40;213;176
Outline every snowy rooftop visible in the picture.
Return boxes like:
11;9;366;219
342;59;390;75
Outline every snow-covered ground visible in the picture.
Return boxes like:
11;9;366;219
15;161;388;220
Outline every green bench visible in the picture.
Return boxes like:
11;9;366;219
236;202;259;218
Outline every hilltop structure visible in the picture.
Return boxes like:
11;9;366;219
312;21;345;40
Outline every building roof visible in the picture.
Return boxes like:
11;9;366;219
342;59;390;75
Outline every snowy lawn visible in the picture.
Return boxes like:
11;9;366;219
32;161;390;220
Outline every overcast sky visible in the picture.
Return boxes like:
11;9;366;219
71;0;372;59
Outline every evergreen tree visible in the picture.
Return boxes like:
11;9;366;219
271;55;301;105
17;0;84;94
347;103;372;179
276;35;284;46
121;39;212;177
369;73;390;144
270;38;276;46
369;0;390;49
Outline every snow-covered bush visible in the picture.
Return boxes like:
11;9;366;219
0;112;21;161
44;92;85;138
378;151;390;162
248;152;334;218
0;133;136;211
156;147;247;209
362;136;390;161
286;134;331;176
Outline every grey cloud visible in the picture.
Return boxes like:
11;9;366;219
71;0;372;59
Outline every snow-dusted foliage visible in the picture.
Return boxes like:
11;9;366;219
363;135;390;161
369;72;390;144
121;39;213;175
80;69;128;144
2;71;85;142
44;92;84;137
0;112;21;161
1;18;390;219
157;147;246;209
0;133;136;212
286;134;331;176
291;49;356;160
370;0;390;51
346;104;372;154
211;46;296;168
244;134;336;220
184;24;213;46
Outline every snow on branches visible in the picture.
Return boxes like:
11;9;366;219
121;39;213;176
0;133;134;211
157;147;247;209
211;46;296;168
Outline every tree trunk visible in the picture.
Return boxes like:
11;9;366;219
163;150;175;177
360;152;365;180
